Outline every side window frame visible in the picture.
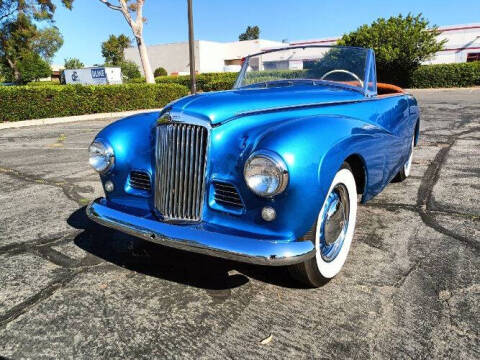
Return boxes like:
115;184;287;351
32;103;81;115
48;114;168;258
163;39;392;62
363;49;377;97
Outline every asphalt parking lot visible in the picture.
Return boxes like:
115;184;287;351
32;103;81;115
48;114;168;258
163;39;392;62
0;88;479;359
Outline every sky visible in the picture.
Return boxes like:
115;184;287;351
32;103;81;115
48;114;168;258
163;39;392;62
51;0;480;66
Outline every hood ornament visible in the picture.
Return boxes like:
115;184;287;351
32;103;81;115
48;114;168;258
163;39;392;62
157;113;173;125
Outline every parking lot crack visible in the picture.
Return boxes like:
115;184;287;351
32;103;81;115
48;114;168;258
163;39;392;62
31;246;80;269
0;271;78;328
0;165;91;207
416;130;480;253
0;231;78;256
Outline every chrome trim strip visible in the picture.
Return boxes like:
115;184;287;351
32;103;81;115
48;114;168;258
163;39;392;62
87;199;315;266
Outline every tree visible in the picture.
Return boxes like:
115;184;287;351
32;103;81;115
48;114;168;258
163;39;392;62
1;0;73;26
0;0;71;82
338;13;446;87
154;66;167;77
0;14;38;82
239;26;260;41
0;0;17;27
118;60;141;80
32;27;63;62
96;1;154;83
101;33;131;65
16;51;51;82
64;57;84;69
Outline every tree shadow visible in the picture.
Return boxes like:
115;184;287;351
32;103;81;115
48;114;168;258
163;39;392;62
68;207;307;291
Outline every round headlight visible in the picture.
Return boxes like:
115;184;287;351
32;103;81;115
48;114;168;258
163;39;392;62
89;140;114;173
244;150;289;197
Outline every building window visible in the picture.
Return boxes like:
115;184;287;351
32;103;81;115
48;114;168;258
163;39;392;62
224;59;243;66
466;53;480;62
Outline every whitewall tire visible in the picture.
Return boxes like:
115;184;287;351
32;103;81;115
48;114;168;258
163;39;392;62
395;136;414;182
289;163;357;287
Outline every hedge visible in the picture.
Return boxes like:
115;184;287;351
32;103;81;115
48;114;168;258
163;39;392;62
0;83;188;122
411;62;480;88
4;63;479;122
26;80;60;86
154;71;313;91
155;72;238;91
202;79;236;92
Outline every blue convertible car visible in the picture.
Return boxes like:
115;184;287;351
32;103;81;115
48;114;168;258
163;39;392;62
87;46;419;287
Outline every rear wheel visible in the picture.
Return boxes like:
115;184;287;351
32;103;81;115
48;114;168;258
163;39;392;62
395;136;415;182
289;163;357;287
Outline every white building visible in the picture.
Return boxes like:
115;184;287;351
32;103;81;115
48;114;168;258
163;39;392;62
424;24;480;64
124;23;480;75
124;39;285;75
290;23;480;65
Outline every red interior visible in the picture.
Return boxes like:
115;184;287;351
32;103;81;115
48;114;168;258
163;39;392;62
377;83;405;96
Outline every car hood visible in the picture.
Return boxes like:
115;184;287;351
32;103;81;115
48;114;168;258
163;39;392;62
168;85;365;125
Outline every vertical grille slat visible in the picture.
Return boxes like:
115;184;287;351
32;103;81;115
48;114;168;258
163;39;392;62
155;123;208;222
188;126;195;217
192;127;200;218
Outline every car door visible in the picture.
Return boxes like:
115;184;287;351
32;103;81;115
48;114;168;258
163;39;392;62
374;95;411;182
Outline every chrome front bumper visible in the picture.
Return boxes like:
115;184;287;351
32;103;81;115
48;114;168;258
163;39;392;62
86;198;315;266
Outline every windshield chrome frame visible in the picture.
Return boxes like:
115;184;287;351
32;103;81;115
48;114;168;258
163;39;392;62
233;45;377;97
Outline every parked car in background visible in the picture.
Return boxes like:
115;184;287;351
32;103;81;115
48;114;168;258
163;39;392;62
86;46;420;287
61;67;122;85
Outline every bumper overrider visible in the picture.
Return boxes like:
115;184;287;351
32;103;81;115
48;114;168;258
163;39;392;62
86;198;315;266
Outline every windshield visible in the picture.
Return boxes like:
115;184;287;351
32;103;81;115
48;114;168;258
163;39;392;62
234;46;369;91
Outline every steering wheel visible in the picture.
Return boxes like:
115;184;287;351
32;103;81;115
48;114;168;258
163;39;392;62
320;69;364;88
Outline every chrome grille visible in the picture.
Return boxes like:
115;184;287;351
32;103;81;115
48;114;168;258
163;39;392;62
155;123;208;221
129;171;151;191
212;181;244;209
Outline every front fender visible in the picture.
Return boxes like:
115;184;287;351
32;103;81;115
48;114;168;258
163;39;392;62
93;111;160;211
211;112;376;241
255;115;375;238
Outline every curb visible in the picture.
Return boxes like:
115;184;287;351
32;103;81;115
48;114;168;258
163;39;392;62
0;108;163;130
406;87;480;92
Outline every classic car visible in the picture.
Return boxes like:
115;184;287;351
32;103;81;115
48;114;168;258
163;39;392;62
86;46;420;287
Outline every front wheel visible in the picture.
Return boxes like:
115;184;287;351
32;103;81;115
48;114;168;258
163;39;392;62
289;163;357;287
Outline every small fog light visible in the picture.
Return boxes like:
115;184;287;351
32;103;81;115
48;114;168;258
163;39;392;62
261;206;276;222
104;180;114;192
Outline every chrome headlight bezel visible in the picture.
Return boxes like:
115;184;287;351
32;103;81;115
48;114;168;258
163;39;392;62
244;150;289;197
88;139;115;174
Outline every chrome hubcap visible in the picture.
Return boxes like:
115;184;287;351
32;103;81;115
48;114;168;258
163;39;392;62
319;184;350;262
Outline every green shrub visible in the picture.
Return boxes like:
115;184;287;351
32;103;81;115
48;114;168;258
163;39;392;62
155;72;238;91
154;67;168;77
0;83;189;122
25;80;60;86
118;60;142;81
126;77;146;84
411;62;480;88
203;79;235;91
155;71;314;91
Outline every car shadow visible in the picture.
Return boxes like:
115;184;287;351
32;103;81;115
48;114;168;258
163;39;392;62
68;207;308;290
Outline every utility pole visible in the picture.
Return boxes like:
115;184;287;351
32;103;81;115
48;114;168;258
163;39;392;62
187;0;197;94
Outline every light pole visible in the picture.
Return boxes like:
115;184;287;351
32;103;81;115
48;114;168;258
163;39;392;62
187;0;196;94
